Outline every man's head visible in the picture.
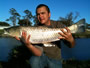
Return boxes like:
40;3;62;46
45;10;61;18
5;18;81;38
36;4;50;14
36;4;51;25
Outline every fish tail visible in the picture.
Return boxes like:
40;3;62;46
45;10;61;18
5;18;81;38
75;18;86;33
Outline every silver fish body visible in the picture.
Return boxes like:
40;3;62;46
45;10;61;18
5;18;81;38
4;19;85;44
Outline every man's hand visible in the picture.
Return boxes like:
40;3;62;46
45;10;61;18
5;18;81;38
15;31;42;56
15;31;31;46
58;27;75;47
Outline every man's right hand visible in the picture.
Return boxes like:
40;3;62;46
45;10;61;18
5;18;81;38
15;31;42;56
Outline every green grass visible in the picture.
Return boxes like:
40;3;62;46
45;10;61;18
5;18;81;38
0;30;4;35
73;31;90;38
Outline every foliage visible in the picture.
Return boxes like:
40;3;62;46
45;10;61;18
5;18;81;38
2;8;37;26
18;19;32;26
22;10;33;26
8;45;32;61
6;8;20;26
23;10;33;19
58;12;79;26
6;8;39;26
33;15;39;26
5;8;85;27
7;44;32;67
18;9;36;26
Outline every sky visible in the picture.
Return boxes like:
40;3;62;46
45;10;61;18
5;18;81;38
0;0;90;25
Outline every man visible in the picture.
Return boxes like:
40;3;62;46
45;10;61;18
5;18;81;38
16;4;75;68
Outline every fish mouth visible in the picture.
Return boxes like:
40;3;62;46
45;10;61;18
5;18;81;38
0;29;10;36
3;29;9;34
0;33;11;37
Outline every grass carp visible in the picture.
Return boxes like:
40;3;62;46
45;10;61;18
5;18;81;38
3;19;85;44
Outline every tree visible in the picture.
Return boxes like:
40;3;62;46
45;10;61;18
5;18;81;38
6;8;20;26
23;10;33;26
18;19;32;26
58;12;79;26
33;15;39;26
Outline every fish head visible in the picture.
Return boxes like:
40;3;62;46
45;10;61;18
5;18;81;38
4;27;20;37
4;28;10;35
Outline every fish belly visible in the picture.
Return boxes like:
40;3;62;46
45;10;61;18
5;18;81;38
21;29;61;44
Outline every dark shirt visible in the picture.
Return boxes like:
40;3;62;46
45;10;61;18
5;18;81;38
37;20;65;60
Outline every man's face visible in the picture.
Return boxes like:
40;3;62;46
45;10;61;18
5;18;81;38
36;6;51;25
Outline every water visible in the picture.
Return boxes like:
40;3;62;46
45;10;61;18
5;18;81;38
61;38;90;60
0;38;22;61
0;38;90;61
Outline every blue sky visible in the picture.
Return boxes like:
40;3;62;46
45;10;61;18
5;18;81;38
0;0;90;25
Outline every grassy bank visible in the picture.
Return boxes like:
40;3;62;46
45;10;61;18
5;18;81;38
0;30;4;35
73;31;90;38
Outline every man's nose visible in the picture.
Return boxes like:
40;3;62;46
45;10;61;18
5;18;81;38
39;14;43;18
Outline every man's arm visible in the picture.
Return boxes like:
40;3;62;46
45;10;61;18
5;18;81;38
15;31;42;56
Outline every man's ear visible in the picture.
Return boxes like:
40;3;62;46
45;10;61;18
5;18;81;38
49;12;51;17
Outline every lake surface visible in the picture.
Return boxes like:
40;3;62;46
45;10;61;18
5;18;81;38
0;38;90;61
61;38;90;60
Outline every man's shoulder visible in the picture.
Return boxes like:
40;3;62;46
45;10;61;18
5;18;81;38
50;20;64;25
50;20;60;23
50;20;65;28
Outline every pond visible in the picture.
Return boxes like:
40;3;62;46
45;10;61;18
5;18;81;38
0;37;90;61
61;38;90;60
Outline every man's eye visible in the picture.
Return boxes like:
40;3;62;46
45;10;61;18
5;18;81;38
41;12;45;14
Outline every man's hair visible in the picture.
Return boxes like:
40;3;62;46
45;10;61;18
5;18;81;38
36;4;50;14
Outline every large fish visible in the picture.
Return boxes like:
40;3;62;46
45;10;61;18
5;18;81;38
3;19;85;44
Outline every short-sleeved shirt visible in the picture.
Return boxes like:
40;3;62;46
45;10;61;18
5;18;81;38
36;20;65;60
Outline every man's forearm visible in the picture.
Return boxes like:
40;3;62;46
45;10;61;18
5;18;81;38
70;39;75;48
63;39;75;48
26;44;42;56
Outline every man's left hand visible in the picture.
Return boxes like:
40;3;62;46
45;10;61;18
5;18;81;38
58;27;75;47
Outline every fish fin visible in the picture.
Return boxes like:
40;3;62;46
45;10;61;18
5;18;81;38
43;42;55;47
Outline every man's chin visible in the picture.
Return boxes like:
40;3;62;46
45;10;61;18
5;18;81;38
40;22;45;24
